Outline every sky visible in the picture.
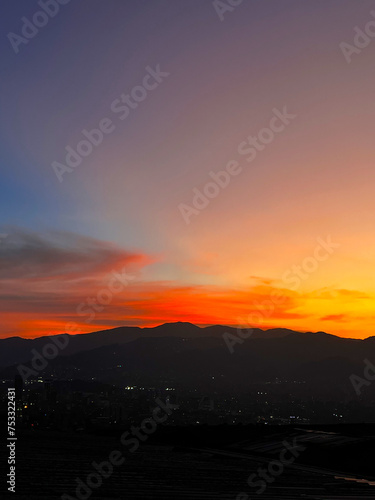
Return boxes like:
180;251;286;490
1;0;375;339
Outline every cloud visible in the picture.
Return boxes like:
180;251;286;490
0;228;154;337
249;276;276;286
0;227;150;280
335;289;371;300
320;314;348;322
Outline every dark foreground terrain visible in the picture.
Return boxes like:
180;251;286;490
3;424;375;499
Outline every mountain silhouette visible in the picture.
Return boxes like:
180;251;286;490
1;323;373;401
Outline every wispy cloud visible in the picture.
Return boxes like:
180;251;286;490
320;314;348;323
0;228;149;280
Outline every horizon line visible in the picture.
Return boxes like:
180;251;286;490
1;321;371;342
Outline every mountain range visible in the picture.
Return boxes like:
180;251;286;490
1;323;375;399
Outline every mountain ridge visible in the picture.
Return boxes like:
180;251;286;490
0;322;367;370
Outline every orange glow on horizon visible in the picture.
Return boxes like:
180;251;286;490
2;281;374;340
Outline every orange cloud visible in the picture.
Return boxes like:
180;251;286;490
320;314;348;322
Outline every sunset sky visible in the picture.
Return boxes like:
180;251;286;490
1;0;375;339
